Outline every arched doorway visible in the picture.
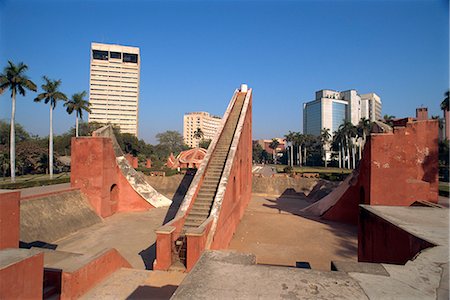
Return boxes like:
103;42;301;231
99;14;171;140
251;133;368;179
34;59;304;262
110;184;119;215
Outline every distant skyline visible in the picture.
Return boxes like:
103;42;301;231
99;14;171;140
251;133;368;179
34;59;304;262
0;0;448;144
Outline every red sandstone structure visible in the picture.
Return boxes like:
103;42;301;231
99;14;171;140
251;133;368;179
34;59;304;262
303;118;439;225
166;148;208;169
155;85;252;271
70;126;171;217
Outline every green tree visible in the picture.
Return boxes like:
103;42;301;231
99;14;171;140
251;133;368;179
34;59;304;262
34;76;67;179
199;138;212;149
284;131;295;167
0;120;30;145
320;128;331;167
383;114;396;127
193;127;204;147
269;138;280;164
339;121;357;169
0;61;37;182
441;90;449;112
64;91;91;137
156;130;185;155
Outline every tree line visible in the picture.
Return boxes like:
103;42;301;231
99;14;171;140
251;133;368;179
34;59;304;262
253;90;449;170
0;60;194;181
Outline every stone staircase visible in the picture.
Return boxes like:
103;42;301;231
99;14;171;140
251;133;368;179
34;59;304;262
182;93;246;231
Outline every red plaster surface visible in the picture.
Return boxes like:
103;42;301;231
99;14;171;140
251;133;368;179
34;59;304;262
210;95;252;250
154;90;252;271
60;249;131;300
71;137;153;218
125;154;138;169
324;119;439;225
186;221;213;272
0;191;20;249
0;251;44;299
146;159;152;168
358;207;434;264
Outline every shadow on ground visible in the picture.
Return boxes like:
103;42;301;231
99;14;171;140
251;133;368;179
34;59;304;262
162;172;195;225
127;285;178;300
19;240;58;250
139;243;156;270
140;171;195;270
260;186;357;261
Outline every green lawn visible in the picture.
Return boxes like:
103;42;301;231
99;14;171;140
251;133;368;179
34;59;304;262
0;172;70;189
439;182;449;197
272;164;352;174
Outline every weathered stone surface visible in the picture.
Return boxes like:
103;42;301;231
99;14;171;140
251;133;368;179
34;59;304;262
172;251;368;300
20;190;102;243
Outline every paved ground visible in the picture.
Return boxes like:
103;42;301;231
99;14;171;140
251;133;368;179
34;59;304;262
228;194;358;271
252;164;276;177
55;207;169;270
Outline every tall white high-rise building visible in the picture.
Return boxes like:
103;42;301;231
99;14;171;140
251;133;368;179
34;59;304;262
88;42;140;136
183;112;222;148
360;93;382;122
303;89;382;136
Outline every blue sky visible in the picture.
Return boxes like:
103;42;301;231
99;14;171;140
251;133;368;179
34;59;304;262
0;0;448;144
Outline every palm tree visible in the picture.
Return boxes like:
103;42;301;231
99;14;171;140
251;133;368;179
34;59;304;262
193;127;204;147
0;61;37;182
269;138;280;164
441;90;449;112
339;122;357;169
357;117;371;159
383;114;396;127
320;128;331;167
64;91;91;137
34;76;67;179
284;131;295;167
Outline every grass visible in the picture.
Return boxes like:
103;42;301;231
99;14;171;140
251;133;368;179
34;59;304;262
439;182;449;197
272;164;352;174
0;172;70;189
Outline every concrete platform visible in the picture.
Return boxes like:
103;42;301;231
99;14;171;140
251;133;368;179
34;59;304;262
175;206;449;299
55;208;169;269
228;194;358;270
172;251;368;299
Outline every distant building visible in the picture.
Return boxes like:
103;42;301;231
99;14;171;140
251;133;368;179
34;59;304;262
303;89;382;136
183;112;222;148
254;138;286;156
88;42;140;136
360;93;382;122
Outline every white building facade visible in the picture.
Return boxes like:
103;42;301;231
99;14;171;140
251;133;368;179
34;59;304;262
303;89;382;136
183;112;222;148
88;42;140;136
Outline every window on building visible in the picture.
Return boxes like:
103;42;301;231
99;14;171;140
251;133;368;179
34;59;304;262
123;53;138;63
110;51;122;59
93;50;108;60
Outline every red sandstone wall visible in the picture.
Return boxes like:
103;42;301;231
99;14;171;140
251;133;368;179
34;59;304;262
60;249;131;300
210;95;252;249
0;251;44;299
323;119;438;225
358;207;434;264
71;137;154;218
0;191;20;249
71;138;117;217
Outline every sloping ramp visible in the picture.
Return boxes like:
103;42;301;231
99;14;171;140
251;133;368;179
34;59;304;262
93;126;171;208
301;170;358;216
154;85;252;271
20;190;102;243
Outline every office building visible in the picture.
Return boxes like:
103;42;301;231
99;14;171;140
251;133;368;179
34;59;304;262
303;89;382;136
360;93;382;122
183;112;222;148
88;42;140;136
